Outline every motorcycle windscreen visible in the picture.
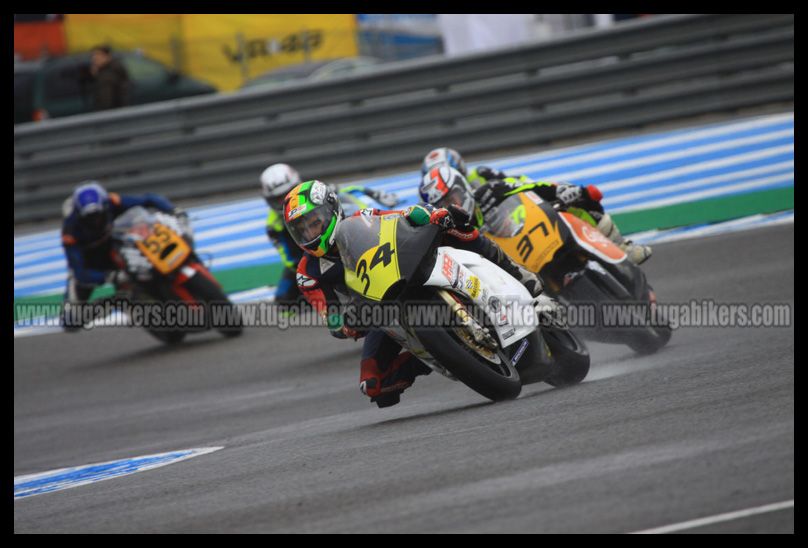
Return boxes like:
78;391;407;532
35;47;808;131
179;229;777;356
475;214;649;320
485;192;566;273
336;214;441;301
114;206;191;275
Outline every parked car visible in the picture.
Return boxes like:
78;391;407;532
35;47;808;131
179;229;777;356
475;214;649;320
14;51;217;124
240;57;381;90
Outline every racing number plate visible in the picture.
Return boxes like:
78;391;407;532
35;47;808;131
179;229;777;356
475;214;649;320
134;223;191;275
488;194;564;272
345;216;401;301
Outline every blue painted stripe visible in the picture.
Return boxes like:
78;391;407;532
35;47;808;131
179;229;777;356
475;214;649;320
609;176;793;211
501;118;793;172
600;158;794;199
517;137;794;185
14;447;223;499
13;113;794;298
14;146;791;275
603;161;794;200
12;124;791;258
13;211;794;337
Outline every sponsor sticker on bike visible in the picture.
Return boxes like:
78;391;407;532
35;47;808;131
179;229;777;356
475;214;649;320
511;338;529;365
442;254;456;284
466;276;481;299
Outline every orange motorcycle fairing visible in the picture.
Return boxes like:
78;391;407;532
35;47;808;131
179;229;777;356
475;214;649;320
559;212;627;264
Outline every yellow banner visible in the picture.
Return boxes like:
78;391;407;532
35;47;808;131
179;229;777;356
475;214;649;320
183;14;358;91
64;14;359;91
64;14;182;70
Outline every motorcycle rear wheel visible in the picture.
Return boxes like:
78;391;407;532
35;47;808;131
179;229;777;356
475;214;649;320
182;273;243;338
542;325;590;387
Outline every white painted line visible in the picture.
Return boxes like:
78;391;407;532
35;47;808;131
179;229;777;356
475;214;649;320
14;259;68;277
205;248;277;268
187;197;265;217
630;499;794;534
14;272;68;291
194;219;265;240
196;234;269;255
229;285;277;303
14;247;65;266
190;205;266;227
13;236;65;256
13;325;64;339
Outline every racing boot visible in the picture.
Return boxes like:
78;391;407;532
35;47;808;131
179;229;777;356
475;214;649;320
596;213;652;265
360;351;432;408
61;276;97;332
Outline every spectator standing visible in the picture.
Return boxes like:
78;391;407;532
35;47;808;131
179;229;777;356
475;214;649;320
89;44;130;110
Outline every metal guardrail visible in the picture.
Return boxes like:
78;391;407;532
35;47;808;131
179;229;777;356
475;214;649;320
14;13;794;223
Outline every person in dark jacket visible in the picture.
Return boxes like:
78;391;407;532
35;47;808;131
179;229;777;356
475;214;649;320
60;180;185;331
89;45;130;110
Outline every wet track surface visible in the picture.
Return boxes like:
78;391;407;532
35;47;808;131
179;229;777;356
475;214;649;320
14;224;794;533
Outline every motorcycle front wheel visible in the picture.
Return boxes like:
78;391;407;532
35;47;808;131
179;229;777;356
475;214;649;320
409;289;522;402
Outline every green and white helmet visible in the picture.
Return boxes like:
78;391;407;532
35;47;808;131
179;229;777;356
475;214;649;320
283;180;344;258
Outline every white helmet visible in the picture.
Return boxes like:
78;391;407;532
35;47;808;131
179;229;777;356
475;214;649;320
260;163;301;209
421;147;467;177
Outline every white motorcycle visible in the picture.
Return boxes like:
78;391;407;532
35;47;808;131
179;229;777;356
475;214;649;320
335;213;590;402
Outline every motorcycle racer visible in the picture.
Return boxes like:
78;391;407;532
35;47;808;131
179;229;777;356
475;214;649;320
283;179;544;408
60;180;186;331
421;147;652;265
260;163;399;306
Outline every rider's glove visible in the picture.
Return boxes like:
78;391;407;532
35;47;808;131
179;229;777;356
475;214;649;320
475;166;508;182
368;189;399;208
331;325;364;340
327;312;366;340
401;205;432;227
447;204;473;232
429;207;455;230
555;183;584;206
585;184;603;203
474;180;515;216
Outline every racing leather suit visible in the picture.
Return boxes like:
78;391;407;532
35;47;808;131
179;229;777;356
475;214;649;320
61;192;177;329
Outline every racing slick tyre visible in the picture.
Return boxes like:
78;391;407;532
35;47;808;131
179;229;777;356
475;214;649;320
411;290;522;402
626;287;672;355
543;325;591;387
183;272;243;338
627;324;672;355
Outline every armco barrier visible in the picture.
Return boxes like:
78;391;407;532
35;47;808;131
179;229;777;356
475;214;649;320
14;14;794;223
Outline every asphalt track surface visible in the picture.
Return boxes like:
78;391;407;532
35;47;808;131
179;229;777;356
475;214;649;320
14;224;794;533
